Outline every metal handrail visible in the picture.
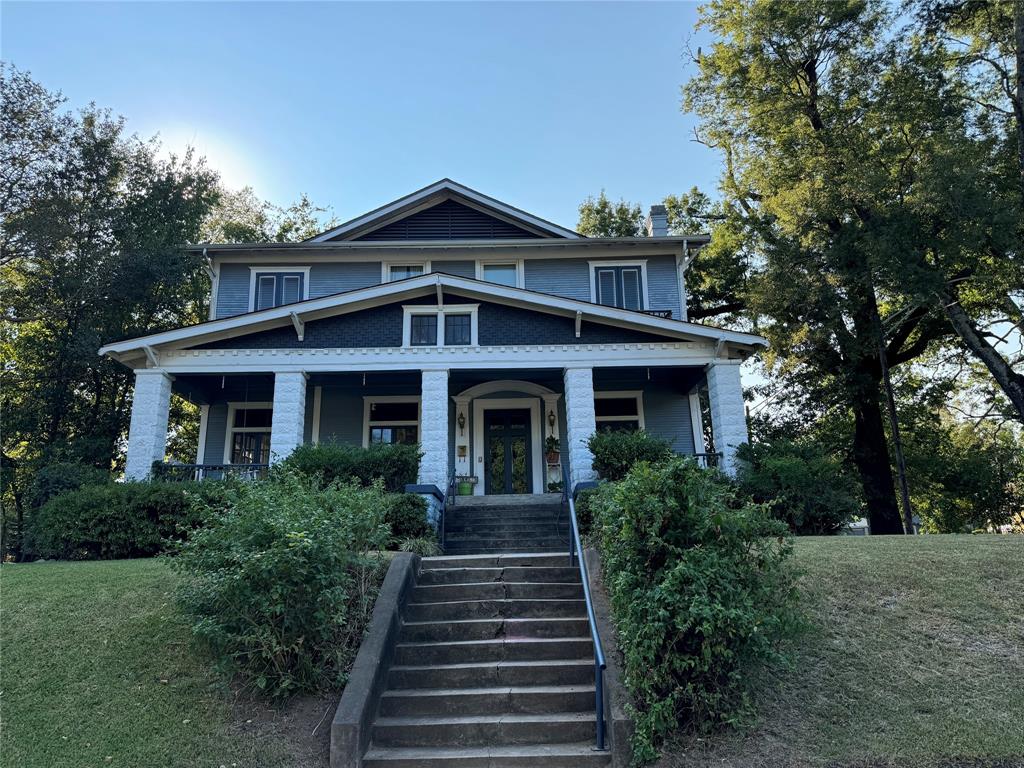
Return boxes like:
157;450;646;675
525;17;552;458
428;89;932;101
440;467;456;551
562;465;608;751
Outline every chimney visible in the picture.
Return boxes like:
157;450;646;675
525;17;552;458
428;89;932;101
645;204;668;237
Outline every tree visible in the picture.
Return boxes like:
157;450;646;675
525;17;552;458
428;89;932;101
201;187;336;243
576;191;643;237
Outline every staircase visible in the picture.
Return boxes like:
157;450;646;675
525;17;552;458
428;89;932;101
442;494;567;555
361;548;610;766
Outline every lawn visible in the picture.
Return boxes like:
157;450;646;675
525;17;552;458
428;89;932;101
0;558;326;768
668;535;1024;768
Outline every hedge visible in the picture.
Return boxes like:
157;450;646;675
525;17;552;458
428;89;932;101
282;443;420;493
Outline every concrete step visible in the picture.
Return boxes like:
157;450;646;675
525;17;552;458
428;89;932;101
378;685;595;717
371;712;598;748
388;660;594;689
416;567;579;586
362;742;611;767
393;638;593;665
443;547;567;556
442;539;567;552
445;511;563;525
444;522;562;534
420;554;571;569
400;617;589;643
412;582;583;603
405;599;586;622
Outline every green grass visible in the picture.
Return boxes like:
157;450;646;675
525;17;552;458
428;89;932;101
668;535;1024;768
1;558;291;768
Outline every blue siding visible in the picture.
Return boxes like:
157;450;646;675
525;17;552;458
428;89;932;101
524;255;681;315
643;386;695;454
204;403;229;463
215;264;251;318
311;262;381;298
317;386;364;445
646;256;681;318
433;260;476;279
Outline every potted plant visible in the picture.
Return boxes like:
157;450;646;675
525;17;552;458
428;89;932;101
457;475;476;496
544;436;561;465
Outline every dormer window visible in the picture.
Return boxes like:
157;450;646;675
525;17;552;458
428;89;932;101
249;267;310;312
589;261;648;311
402;305;479;347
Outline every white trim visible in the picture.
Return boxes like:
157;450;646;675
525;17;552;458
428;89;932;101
247;266;311;312
362;395;421;448
208;266;220;321
475;259;524;289
688;391;705;453
471;396;543;495
455;379;558;399
594;390;645;429
382;260;432;283
311;385;322;444
223;401;274;464
587;260;650;310
196;404;210;463
402;304;479;348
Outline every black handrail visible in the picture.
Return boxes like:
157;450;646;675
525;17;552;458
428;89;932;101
562;465;607;751
440;467;456;552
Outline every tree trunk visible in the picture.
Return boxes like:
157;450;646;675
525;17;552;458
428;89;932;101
850;379;905;535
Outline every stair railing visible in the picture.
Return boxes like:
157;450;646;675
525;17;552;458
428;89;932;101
562;465;608;751
440;467;456;552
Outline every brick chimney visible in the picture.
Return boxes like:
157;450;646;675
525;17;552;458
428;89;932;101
645;204;668;237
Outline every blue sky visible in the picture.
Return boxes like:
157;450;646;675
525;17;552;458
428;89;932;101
2;1;721;229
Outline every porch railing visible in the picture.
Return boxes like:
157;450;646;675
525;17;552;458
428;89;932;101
152;462;269;482
693;452;723;469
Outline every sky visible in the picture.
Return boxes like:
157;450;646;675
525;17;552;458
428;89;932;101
1;1;722;230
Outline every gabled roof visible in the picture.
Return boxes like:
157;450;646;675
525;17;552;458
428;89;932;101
99;273;766;364
307;179;581;242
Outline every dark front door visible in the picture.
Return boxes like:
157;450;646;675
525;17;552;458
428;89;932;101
484;409;532;494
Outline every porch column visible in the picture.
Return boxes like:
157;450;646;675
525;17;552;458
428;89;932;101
419;368;450;490
706;361;748;476
563;367;597;487
269;371;307;463
125;370;173;480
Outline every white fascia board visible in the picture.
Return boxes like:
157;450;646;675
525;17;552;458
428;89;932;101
98;273;766;358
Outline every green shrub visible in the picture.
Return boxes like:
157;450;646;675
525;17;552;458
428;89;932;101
282;443;420;492
587;430;672;481
385;493;430;545
174;472;389;698
26;481;229;560
573;487;598;539
736;439;861;534
26;462;110;509
593;458;798;762
398;536;440;557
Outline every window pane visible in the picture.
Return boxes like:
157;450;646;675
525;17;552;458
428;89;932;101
257;276;276;310
596;269;617;307
233;408;273;428
282;275;301;305
232;431;271;463
390;265;423;281
370;401;419;421
594;397;638;418
410;314;437;345
370;426;419;445
482;263;518;287
444;314;471;345
621;268;641;310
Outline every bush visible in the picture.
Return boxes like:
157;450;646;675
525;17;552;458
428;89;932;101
736;439;861;534
398;536;440;557
25;462;110;509
587;430;672;481
26;481;229;560
282;443;420;492
385;493;430;545
593;458;798;762
174;472;389;698
573;487;598;539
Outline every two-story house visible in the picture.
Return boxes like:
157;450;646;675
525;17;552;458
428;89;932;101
100;179;764;494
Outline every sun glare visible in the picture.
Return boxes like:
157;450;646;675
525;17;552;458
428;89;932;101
155;125;265;194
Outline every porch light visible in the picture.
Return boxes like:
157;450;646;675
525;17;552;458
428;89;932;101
457;411;466;435
547;409;556;433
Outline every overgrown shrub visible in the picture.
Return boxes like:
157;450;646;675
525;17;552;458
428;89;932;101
174;471;389;698
26;481;229;560
735;439;861;534
385;493;430;544
25;462;110;509
573;487;598;539
398;536;440;557
593;458;798;762
282;443;420;492
587;430;672;481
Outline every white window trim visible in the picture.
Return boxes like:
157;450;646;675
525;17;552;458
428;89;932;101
311;385;322;445
362;395;421;448
587;260;649;310
382;260;431;283
248;266;311;312
223;401;274;464
594;390;645;429
402;304;479;348
475;259;524;289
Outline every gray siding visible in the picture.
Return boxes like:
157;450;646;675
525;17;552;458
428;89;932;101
524;255;681;316
432;260;476;279
642;386;695;454
215;264;251;318
316;386;364;445
646;256;681;318
203;403;229;463
310;262;381;298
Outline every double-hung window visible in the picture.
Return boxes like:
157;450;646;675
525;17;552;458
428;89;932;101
594;392;645;433
477;261;521;288
590;262;646;311
403;305;478;347
226;404;273;464
250;268;309;311
384;262;428;282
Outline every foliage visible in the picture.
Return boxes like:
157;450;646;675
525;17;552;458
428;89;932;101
26;481;229;560
587;429;672;482
572;486;598;539
200;187;337;243
24;462;109;510
736;439;861;535
592;458;798;762
384;492;430;545
174;472;389;698
576;191;643;237
282;442;420;493
398;536;440;557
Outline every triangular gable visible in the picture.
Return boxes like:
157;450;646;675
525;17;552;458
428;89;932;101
308;179;581;242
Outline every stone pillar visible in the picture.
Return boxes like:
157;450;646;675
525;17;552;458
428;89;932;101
269;371;307;463
125;370;173;480
706;361;748;476
419;368;450;490
563;367;597;487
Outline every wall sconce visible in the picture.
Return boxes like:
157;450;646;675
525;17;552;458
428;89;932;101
547;409;556;435
457;411;466;436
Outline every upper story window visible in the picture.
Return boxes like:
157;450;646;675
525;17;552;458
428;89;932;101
589;261;648;311
383;261;430;282
249;267;310;312
402;304;479;348
476;261;523;288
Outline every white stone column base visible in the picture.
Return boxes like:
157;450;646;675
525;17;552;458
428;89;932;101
706;361;748;476
563;367;598;487
270;372;307;463
125;370;174;481
419;369;450;490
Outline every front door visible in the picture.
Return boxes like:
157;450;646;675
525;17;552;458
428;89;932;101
484;409;532;494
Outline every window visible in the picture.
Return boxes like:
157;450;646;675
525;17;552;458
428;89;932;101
589;262;647;310
384;262;429;282
478;261;521;287
594;391;644;433
249;267;310;311
402;304;479;347
226;404;273;464
364;398;420;447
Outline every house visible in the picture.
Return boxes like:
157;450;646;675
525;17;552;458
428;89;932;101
99;179;765;493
